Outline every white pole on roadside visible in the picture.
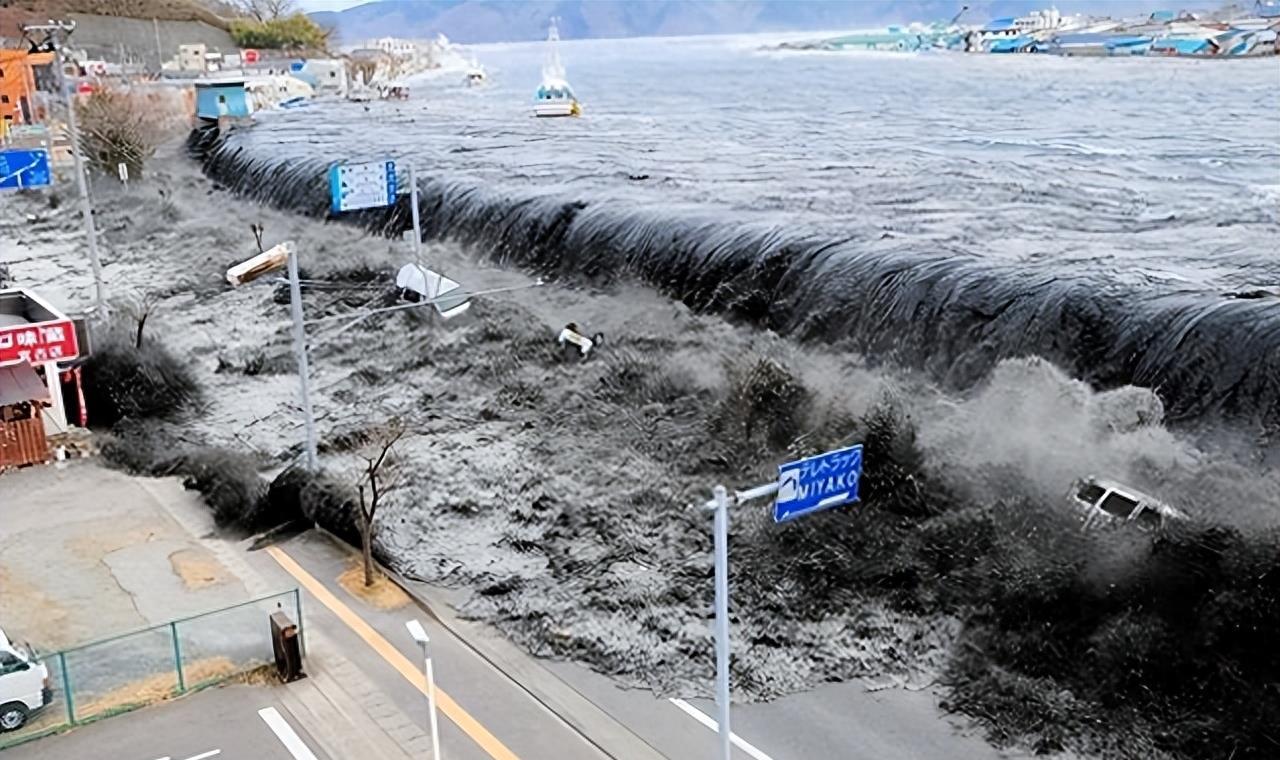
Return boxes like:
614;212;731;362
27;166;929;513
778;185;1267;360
40;22;107;315
406;619;442;759
408;163;423;261
711;484;732;760
703;480;778;760
424;639;442;760
286;248;318;470
153;18;164;72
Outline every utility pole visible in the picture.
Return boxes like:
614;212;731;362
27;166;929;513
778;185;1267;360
153;18;164;72
286;247;319;470
25;21;107;315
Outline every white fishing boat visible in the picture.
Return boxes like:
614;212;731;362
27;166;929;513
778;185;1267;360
533;19;581;117
465;56;486;86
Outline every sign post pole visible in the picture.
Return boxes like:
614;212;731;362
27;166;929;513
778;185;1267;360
286;248;318;470
711;484;732;760
700;445;863;760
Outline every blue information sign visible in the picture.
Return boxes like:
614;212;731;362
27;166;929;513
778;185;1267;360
328;160;397;213
0;149;52;190
773;444;863;523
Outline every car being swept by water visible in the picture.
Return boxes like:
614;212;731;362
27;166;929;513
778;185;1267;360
1069;476;1186;532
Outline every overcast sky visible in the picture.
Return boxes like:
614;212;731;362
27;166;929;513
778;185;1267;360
298;0;373;11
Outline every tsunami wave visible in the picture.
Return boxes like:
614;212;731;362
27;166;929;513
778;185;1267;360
194;128;1280;438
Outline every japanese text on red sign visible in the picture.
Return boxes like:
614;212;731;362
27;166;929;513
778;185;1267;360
0;320;79;365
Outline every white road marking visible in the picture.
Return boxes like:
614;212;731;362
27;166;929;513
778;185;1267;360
149;750;220;760
668;697;777;760
258;707;320;760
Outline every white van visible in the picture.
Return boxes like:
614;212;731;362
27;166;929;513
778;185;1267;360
1068;476;1186;532
0;628;52;732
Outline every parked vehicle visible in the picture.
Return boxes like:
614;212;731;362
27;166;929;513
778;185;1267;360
1068;476;1186;532
0;628;52;732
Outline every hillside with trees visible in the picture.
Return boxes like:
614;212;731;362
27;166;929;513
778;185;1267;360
0;0;329;52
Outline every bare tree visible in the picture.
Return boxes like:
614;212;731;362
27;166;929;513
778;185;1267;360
230;0;297;22
250;222;266;253
76;89;175;177
117;290;160;349
355;418;408;587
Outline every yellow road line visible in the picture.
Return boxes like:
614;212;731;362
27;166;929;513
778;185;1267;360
267;545;520;760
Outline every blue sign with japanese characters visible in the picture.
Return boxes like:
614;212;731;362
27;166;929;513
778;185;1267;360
0;149;52;190
773;444;863;523
328;160;397;213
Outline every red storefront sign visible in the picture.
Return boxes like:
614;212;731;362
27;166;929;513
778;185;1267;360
243;49;260;64
0;319;79;365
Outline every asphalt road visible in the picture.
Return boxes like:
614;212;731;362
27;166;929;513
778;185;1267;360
260;532;1025;760
3;685;329;760
253;534;611;760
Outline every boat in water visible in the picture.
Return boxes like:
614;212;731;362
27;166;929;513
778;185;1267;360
465;56;486;86
534;19;581;117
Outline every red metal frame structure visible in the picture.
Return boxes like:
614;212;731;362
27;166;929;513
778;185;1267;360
0;360;50;468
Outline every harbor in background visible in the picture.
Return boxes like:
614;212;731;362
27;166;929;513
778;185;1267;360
778;2;1280;58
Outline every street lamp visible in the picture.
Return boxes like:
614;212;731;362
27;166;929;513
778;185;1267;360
227;241;318;470
405;618;442;759
23;21;106;315
226;242;544;472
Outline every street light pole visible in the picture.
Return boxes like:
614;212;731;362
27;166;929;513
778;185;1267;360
286;248;318;470
423;638;442;760
408;163;423;262
31;22;106;314
406;619;442;759
711;484;732;760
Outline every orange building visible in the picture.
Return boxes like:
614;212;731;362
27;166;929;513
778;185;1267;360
0;49;47;136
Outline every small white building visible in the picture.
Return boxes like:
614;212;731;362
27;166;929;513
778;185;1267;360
178;43;207;72
368;37;418;58
299;58;349;96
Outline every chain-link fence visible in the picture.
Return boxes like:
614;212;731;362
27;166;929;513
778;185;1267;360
0;589;301;749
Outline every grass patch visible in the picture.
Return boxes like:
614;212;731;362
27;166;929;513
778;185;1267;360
337;560;410;611
75;657;240;721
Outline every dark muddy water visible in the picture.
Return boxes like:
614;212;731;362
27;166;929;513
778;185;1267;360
204;35;1280;431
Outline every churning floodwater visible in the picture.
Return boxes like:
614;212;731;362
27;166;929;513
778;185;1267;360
200;35;1280;434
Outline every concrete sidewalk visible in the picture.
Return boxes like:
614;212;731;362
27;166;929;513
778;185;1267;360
0;462;425;760
151;474;430;760
0;462;249;650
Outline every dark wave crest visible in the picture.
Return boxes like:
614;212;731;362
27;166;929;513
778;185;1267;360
195;128;1280;436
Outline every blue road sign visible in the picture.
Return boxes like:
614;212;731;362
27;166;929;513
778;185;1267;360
328;160;397;213
774;444;863;523
0;149;52;190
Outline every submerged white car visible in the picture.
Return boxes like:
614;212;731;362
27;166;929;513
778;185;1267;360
0;628;52;732
1068;477;1186;532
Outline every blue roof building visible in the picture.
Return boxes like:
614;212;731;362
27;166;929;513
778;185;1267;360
989;36;1038;53
194;79;250;121
1150;37;1213;55
982;17;1019;33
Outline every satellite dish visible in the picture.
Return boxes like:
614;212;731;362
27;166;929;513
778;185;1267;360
396;263;471;319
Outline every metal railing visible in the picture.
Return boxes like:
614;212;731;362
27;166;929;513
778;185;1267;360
0;589;301;749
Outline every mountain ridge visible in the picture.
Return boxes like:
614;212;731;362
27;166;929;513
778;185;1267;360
311;0;1172;44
